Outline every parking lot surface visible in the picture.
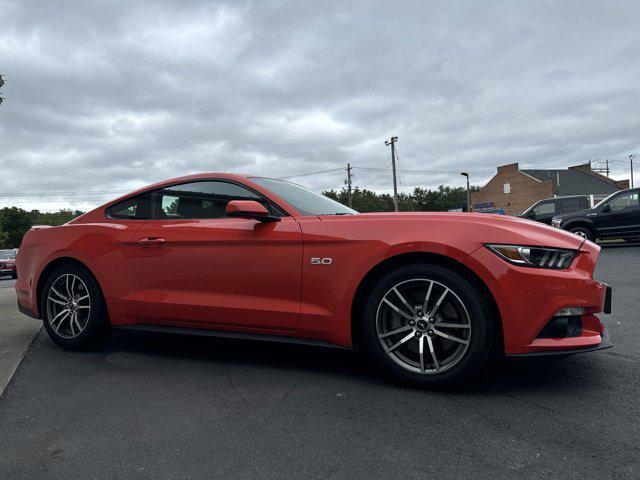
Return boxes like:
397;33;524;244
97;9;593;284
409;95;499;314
0;245;638;479
0;278;40;395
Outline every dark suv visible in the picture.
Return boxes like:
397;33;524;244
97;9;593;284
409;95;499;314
520;195;590;225
551;188;640;242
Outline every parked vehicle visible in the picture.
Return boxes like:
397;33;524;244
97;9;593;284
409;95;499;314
16;173;612;387
552;188;640;242
521;196;590;225
0;249;17;278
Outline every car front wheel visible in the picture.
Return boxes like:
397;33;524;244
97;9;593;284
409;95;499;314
361;264;495;388
41;264;111;350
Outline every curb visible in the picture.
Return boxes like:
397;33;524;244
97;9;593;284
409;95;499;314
0;326;41;398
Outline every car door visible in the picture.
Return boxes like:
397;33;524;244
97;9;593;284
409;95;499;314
595;191;640;237
129;180;303;331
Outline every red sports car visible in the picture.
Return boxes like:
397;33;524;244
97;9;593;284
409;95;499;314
15;173;612;387
0;249;18;278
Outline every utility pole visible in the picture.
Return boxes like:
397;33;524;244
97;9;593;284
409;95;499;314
630;155;635;188
385;136;399;212
461;172;471;212
345;163;354;208
592;159;611;178
0;74;5;107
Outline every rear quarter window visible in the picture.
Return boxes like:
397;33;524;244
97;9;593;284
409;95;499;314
107;193;152;219
560;197;582;213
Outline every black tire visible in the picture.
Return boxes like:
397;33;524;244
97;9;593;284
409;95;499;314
569;226;596;242
41;263;111;350
12;272;17;279
360;263;495;388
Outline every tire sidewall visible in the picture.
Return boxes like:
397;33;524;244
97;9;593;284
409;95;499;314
361;264;494;388
569;226;595;242
41;264;111;350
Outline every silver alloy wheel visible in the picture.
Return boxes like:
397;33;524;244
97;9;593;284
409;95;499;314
376;278;471;374
573;230;588;238
46;274;91;339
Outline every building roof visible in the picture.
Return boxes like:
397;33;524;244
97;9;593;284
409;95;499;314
521;166;623;196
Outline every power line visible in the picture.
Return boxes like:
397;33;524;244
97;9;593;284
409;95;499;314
355;166;494;174
358;161;392;187
278;168;345;179
393;144;414;210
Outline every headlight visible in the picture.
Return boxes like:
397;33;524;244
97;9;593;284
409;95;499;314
486;244;577;269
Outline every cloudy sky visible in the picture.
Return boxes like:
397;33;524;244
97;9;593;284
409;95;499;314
1;0;639;212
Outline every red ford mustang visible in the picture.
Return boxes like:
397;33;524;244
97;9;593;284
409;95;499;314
15;173;612;387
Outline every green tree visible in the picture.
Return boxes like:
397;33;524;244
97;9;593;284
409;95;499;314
31;209;85;226
0;207;33;249
0;207;85;249
322;185;479;213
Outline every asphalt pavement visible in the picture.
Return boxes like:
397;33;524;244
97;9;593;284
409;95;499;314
0;246;638;479
0;278;40;395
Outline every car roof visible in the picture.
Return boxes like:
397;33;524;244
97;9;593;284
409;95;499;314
71;172;304;222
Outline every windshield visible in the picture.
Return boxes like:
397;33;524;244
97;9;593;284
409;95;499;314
594;191;619;209
0;250;15;259
251;177;358;216
522;202;537;216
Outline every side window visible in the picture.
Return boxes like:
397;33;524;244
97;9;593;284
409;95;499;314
609;192;639;213
161;195;180;218
533;201;556;216
581;197;590;210
155;181;270;220
560;197;581;213
108;193;152;219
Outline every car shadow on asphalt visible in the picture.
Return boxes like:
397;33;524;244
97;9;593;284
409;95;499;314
92;329;609;397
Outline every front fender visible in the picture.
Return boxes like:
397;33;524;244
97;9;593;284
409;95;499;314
561;217;595;231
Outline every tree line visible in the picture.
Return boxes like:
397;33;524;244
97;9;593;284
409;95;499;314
322;185;480;213
0;207;84;249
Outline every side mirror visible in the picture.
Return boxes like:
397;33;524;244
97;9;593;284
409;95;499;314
226;200;280;222
601;204;611;213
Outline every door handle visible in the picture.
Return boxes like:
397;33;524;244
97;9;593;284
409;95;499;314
138;237;166;246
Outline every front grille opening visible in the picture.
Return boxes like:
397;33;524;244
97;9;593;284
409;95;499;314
538;315;583;339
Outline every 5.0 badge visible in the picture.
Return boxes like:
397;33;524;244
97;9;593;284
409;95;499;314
310;257;332;265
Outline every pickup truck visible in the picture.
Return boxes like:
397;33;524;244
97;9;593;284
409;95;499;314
551;188;640;242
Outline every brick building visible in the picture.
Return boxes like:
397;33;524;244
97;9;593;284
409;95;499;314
471;163;629;215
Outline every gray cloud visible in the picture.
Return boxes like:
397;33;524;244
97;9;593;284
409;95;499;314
1;0;639;211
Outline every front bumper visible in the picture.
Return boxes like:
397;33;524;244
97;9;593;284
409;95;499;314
470;242;612;356
508;327;612;357
18;299;40;319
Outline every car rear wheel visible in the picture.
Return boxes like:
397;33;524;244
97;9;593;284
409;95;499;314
360;264;495;388
41;264;111;350
569;226;595;242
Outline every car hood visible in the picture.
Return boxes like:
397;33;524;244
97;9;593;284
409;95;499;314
332;212;586;251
